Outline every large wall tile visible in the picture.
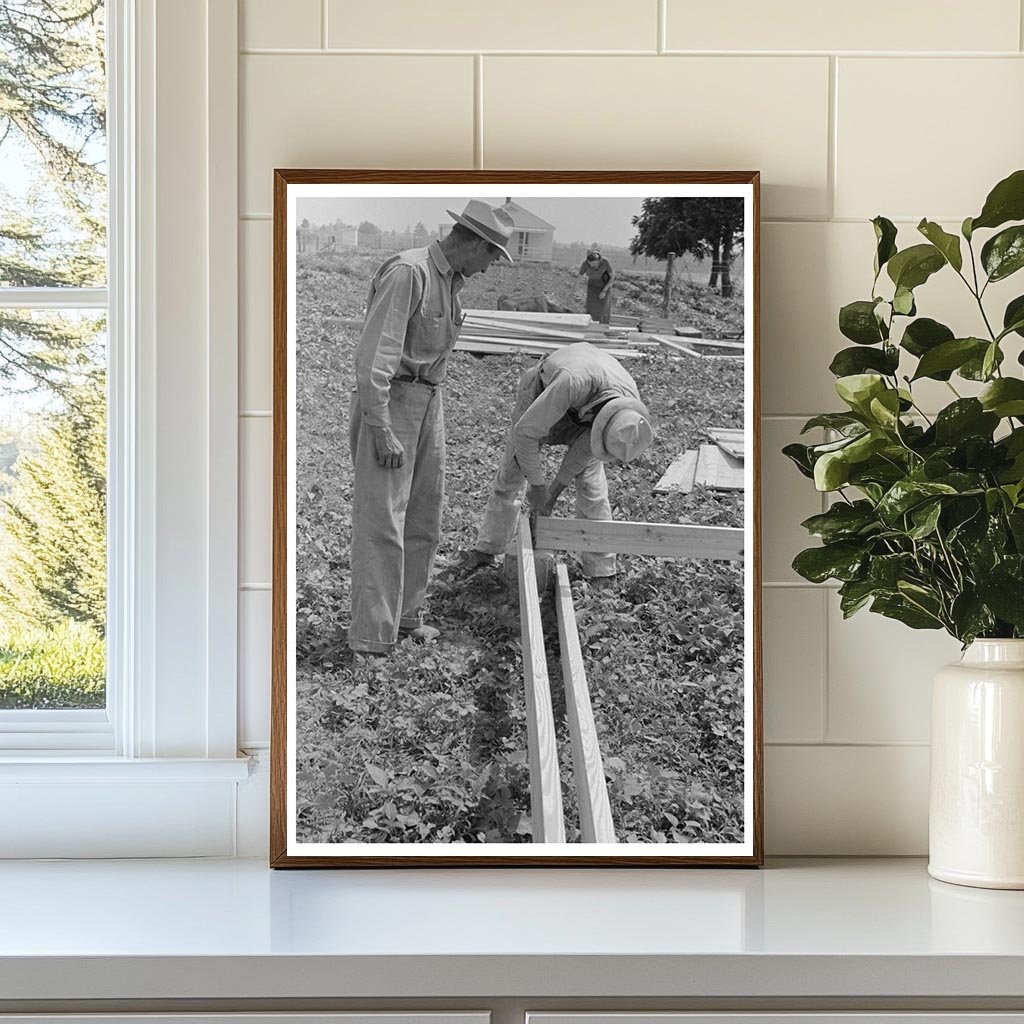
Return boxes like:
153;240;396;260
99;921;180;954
765;744;929;854
240;416;273;586
762;587;825;743
827;598;961;744
328;0;658;51
241;55;474;213
241;219;273;412
761;418;824;584
241;0;321;50
666;0;1020;53
239;589;272;747
482;56;830;220
836;58;1024;220
762;220;1021;415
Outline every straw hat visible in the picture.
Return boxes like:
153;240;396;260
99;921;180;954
590;397;654;463
446;199;515;263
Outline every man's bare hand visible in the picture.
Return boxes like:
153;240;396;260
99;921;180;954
370;425;404;469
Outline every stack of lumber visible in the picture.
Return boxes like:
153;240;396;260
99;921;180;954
609;313;703;338
654;427;745;494
455;308;645;359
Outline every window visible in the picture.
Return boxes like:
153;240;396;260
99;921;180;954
0;1;109;743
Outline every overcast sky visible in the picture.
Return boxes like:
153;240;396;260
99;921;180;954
295;196;647;248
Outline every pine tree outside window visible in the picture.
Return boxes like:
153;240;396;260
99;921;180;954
0;1;109;736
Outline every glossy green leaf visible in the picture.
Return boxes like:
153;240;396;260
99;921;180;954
871;594;943;630
872;215;898;277
814;450;850;491
886;243;946;291
971;168;1024;232
868;389;902;430
908;500;942;540
800;501;879;543
950;592;995;643
933;399;999;444
877;479;958;523
1003;295;1024;340
979;377;1024;418
976;572;1024;629
828;345;900;378
839;300;886;345
892;286;916;316
962;216;974;241
792;542;866;583
912;337;987;380
960;344;1004;380
782;442;814;479
835;373;886;413
917;219;963;272
900;317;955;363
800;412;866;435
981;225;1024;282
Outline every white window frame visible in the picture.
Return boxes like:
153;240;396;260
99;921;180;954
0;0;249;857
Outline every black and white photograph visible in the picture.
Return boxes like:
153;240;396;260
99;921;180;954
272;172;761;866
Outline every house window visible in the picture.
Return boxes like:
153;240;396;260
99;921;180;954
0;2;109;725
518;231;529;256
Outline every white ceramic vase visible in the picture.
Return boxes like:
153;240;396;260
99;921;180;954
929;639;1024;889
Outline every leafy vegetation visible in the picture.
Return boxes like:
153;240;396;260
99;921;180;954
294;247;746;844
0;1;107;707
785;170;1024;644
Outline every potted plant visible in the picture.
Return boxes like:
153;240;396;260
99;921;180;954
784;169;1024;889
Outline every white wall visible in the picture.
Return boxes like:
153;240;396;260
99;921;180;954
234;0;1024;855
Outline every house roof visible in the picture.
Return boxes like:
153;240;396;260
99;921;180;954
499;200;555;231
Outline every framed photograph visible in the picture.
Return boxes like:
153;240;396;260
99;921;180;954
271;170;762;867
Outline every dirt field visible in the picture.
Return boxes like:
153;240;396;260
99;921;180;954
293;248;747;845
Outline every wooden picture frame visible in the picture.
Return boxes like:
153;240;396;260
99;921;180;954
271;170;762;867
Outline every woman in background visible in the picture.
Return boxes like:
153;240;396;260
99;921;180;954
578;248;615;324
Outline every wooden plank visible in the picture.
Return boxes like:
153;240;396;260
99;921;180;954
648;334;703;357
464;308;593;326
708;427;745;461
694;443;745;490
516;511;567;844
554;562;616;844
689;338;746;350
534;517;744;561
464;317;595;341
653;449;699;494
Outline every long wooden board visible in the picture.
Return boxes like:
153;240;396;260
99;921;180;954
516;512;567;843
534;517;744;561
695;443;744;490
464;308;593;326
653;449;699;494
554;562;616;844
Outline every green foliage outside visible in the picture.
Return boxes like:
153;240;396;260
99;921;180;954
0;1;107;708
785;170;1024;644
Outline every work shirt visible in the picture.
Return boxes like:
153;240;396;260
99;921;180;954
354;241;464;428
512;343;641;487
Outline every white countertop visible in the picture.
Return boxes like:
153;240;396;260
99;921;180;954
1;857;1023;1002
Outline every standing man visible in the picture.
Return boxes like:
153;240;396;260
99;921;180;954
348;200;515;655
578;248;615;324
465;343;654;583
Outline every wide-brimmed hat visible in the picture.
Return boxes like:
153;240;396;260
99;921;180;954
590;396;654;463
446;200;515;263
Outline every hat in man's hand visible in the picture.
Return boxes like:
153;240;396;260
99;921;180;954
591;396;654;463
446;199;515;263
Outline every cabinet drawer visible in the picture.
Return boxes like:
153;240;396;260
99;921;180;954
0;1015;490;1024
528;1016;1024;1024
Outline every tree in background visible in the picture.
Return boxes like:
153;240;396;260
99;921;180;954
0;370;106;633
0;0;106;395
630;197;745;303
0;1;107;670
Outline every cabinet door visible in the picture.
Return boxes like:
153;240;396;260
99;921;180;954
528;1016;1024;1024
0;1015;490;1024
